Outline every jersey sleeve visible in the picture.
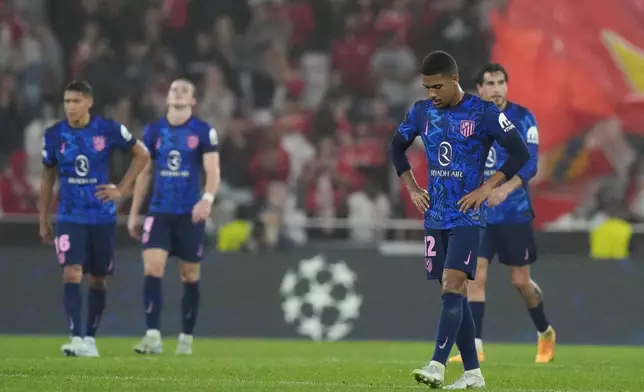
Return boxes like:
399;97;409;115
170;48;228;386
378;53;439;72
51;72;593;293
396;102;423;142
42;128;57;167
109;122;137;150
389;102;423;176
482;103;519;142
516;111;539;183
482;103;530;180
200;125;218;153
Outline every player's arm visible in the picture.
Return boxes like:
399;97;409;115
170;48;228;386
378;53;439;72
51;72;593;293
192;127;221;222
128;125;156;239
488;114;539;206
118;140;150;197
95;124;150;202
129;161;152;217
458;105;530;212
39;131;57;244
388;102;429;212
486;114;530;188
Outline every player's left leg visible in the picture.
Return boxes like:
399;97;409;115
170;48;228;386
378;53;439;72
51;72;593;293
499;222;555;363
449;225;495;364
509;265;555;363
173;215;206;355
448;257;488;364
442;227;485;390
177;261;201;355
83;223;117;357
83;276;106;357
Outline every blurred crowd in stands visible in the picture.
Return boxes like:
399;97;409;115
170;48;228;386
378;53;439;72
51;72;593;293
0;0;501;248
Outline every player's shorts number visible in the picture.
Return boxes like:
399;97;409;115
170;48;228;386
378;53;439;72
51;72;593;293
425;235;437;257
55;234;71;265
141;217;155;244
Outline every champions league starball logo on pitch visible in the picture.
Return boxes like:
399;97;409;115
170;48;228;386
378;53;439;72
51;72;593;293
279;255;363;341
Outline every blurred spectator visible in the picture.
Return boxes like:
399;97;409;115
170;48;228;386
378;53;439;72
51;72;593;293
370;31;416;116
217;204;254;252
330;11;377;94
375;0;411;45
244;2;290;109
198;65;235;136
423;0;490;90
217;118;255;208
249;126;290;199
0;73;26;159
347;172;391;242
590;201;632;261
0;150;37;214
279;95;316;187
302;137;352;238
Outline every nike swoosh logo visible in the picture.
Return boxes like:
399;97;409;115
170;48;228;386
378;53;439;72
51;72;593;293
146;302;153;314
525;248;529;261
464;251;472;265
438;336;449;349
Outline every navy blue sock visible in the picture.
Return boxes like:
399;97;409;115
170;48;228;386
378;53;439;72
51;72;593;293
85;288;106;337
528;302;550;333
456;297;480;371
431;293;463;365
469;301;485;339
181;282;200;335
63;283;82;337
144;276;163;330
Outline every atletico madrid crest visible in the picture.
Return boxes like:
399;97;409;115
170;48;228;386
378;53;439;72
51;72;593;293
460;120;475;137
93;136;106;151
187;135;199;149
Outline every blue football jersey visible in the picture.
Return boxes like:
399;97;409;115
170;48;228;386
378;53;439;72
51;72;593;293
396;94;520;229
144;116;218;214
42;116;136;224
484;102;538;224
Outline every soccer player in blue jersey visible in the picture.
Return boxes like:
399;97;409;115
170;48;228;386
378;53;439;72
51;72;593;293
448;63;555;365
128;79;220;355
389;52;530;389
39;80;150;357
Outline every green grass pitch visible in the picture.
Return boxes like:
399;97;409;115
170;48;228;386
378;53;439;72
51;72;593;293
0;336;642;391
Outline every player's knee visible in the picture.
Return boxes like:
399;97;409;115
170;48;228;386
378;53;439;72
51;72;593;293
88;276;107;290
510;268;531;290
143;252;167;277
62;265;83;283
180;262;200;283
474;260;488;284
441;269;468;295
468;277;485;297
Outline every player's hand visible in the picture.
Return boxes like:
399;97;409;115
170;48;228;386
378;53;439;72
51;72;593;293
487;186;511;207
408;186;430;213
39;221;54;245
192;199;212;223
95;184;122;202
127;214;141;240
458;183;494;213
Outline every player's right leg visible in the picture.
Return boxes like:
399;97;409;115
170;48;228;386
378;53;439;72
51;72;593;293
55;223;92;357
134;215;171;355
412;230;449;388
